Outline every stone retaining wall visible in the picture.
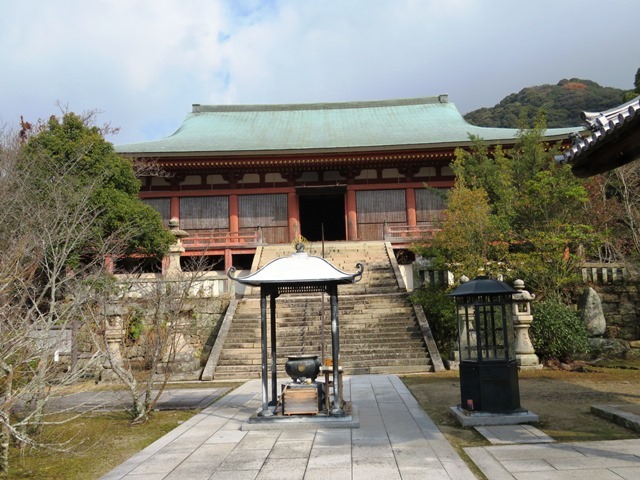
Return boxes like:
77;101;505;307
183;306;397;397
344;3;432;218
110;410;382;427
120;296;230;376
573;263;640;359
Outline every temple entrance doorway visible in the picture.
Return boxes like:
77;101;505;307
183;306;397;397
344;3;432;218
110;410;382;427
297;187;346;241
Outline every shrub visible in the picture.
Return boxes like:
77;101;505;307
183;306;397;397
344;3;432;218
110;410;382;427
126;309;145;343
531;300;590;362
412;285;457;359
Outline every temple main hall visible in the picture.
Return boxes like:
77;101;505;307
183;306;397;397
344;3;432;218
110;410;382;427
116;95;576;270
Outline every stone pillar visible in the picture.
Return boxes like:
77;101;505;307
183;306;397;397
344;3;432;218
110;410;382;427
511;279;542;370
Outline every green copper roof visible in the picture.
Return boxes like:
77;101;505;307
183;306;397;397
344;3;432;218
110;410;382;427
116;96;580;156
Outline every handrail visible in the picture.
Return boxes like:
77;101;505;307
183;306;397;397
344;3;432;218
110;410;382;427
181;227;264;250
383;222;440;241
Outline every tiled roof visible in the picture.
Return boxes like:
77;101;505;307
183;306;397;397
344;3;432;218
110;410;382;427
555;96;640;177
116;96;578;156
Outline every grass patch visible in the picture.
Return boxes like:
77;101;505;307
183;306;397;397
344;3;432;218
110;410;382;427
1;380;243;479
2;410;196;479
1;381;243;479
402;365;640;478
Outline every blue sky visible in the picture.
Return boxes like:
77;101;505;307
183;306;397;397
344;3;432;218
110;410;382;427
0;0;638;144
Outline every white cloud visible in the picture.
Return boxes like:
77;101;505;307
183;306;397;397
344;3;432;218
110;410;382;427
0;0;638;144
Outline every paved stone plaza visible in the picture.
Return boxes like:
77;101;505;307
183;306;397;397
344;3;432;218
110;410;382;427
101;375;640;480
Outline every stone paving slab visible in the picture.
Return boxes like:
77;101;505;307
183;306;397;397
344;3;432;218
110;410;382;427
465;438;640;479
49;387;230;412
101;375;475;480
591;404;640;433
475;425;554;445
450;406;539;427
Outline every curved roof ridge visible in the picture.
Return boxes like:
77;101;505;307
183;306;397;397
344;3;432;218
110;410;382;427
192;95;449;113
117;95;581;155
582;95;640;126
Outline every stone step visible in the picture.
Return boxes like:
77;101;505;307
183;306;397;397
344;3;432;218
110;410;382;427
231;315;416;325
216;357;431;372
235;307;414;316
221;346;426;356
215;354;433;370
220;343;427;357
211;363;431;380
235;305;411;316
212;241;433;379
222;335;425;346
224;327;424;338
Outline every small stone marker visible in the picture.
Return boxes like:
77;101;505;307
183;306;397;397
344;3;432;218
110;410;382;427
578;286;606;336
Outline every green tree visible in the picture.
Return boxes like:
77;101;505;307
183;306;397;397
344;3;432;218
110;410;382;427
415;118;602;300
464;78;627;128
411;285;457;359
21;113;173;257
451;139;515;234
416;182;504;279
0;126;113;472
0;112;174;472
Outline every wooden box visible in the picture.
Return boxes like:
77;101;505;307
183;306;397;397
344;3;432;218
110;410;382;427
282;384;321;415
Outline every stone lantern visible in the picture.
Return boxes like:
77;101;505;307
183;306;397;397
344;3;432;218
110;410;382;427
100;301;126;382
164;218;189;276
511;279;541;370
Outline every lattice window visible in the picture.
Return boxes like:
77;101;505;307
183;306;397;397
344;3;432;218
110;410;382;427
356;190;406;240
356;190;406;223
238;194;287;227
239;194;288;243
416;188;447;223
179;196;229;230
142;198;170;226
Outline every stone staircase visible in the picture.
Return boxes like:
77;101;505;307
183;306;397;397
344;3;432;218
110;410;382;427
210;241;438;380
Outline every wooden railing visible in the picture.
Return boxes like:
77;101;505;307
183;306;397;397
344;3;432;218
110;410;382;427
181;227;264;250
383;222;440;243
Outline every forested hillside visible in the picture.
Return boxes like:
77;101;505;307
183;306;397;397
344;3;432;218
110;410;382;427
464;79;626;128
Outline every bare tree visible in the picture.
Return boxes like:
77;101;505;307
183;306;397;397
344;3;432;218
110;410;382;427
614;164;640;259
0;105;178;472
98;258;211;424
0;128;117;471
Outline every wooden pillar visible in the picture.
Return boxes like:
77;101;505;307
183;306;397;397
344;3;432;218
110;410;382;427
170;196;180;221
229;194;239;233
288;191;300;240
224;249;233;272
346;189;358;241
406;188;417;227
